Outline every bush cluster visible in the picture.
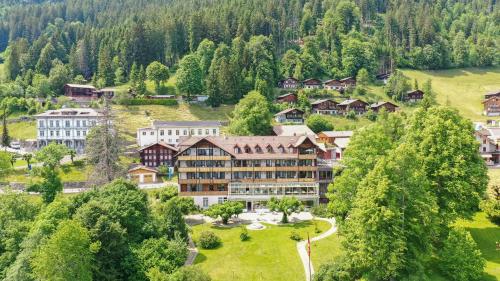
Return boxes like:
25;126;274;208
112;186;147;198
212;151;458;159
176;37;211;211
240;227;250;241
198;231;221;249
289;231;302;241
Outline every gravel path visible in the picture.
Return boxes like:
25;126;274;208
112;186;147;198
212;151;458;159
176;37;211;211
184;236;199;266
296;217;337;281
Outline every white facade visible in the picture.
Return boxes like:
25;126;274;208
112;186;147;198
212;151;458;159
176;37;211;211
137;121;222;147
35;108;102;153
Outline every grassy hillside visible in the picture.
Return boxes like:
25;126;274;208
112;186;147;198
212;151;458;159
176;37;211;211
402;67;500;121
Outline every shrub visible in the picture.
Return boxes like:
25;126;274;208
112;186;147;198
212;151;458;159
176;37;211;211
116;98;178;106
480;185;500;225
346;110;357;120
311;204;331;218
438;228;485;281
313;220;321;234
198;231;221;249
289;230;302;241
240;227;250;241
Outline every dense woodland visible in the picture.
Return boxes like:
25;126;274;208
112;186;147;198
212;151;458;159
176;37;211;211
0;0;498;108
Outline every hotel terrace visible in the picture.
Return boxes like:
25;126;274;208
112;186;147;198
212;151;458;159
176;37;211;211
176;135;326;210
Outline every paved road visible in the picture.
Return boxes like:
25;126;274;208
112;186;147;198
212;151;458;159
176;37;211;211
297;218;337;281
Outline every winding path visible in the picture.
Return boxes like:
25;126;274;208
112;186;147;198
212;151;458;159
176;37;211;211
184;236;199;266
297;218;337;281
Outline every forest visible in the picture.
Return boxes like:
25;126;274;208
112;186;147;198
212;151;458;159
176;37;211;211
0;0;498;108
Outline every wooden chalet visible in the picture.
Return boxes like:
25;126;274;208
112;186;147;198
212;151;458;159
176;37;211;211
274;108;305;123
323;79;342;91
302;78;322;89
127;165;159;184
376;73;391;84
276;92;298;103
370;101;399;113
404;89;424;102
64;84;98;99
483;96;500;116
338;99;368;115
311;99;339;115
340;77;356;87
278;77;300;89
139;142;178;167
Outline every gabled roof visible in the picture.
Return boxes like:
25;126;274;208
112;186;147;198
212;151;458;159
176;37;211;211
275;108;305;116
35;108;102;117
302;78;322;84
482;96;500;104
370;101;398;108
277;92;297;99
177;135;320;159
139;142;179;152
406;89;424;94
127;165;159;173
338;99;368;106
311;99;337;105
319;131;353;138
323;79;341;85
339;77;355;82
280;77;299;82
334;138;350;149
65;84;96;89
273;125;315;136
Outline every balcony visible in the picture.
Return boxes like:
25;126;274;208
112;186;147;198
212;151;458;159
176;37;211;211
178;167;231;173
179;191;228;196
179;179;229;184
178;155;231;161
298;154;316;160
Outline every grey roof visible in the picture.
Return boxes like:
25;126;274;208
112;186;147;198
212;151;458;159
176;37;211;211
334;137;350;149
370;101;398;108
320;131;353;138
311;99;336;105
275;108;304;116
65;84;96;89
35;108;102;117
152;120;223;127
338;99;367;106
273;125;316;137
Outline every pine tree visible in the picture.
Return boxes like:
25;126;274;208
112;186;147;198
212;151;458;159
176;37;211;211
97;46;114;87
129;62;139;89
136;65;147;96
1;109;10;148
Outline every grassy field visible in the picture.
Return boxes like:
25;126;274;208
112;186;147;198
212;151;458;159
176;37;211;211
310;232;344;268
192;220;330;281
402;67;500;121
5;161;90;183
8;121;36;140
113;103;234;142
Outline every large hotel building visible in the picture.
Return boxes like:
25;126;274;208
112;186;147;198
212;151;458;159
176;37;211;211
176;135;331;210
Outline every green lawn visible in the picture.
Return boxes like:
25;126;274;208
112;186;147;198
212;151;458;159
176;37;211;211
113;103;233;142
456;212;500;280
402;67;500;121
310;232;344;269
8;121;36;140
192;220;331;281
5;161;90;183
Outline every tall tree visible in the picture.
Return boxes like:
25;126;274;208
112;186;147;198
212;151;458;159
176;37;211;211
146;61;169;93
196;39;216;77
1;109;10;148
32;220;93;281
176;54;203;100
97;46;114;87
228;90;272;135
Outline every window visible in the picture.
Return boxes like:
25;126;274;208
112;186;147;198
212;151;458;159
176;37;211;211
50;131;54;136
218;197;225;204
198;129;202;135
150;131;154;135
203;198;209;208
255;146;262;153
244;146;251;153
267;146;273;153
76;131;80;137
39;120;45;127
234;147;241;153
190;129;195;135
56;131;60;137
56;121;60;127
82;120;87;127
40;130;44;137
168;130;172;135
176;130;179;136
205;129;209;135
213;129;217;135
49;120;54;127
65;130;70;137
65;120;70;127
183;130;188;135
160;130;164;136
278;146;285;153
76;120;80;127
83;131;87;136
142;131;146;135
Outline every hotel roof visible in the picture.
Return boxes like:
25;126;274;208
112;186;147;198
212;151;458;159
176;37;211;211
152;120;223;127
273;125;316;137
35;108;102;117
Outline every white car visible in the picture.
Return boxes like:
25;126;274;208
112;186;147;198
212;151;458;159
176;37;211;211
10;142;20;150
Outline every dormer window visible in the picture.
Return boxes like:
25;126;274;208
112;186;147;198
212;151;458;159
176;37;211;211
234;145;241;154
278;145;285;153
255;145;262;153
244;145;251;153
266;145;273;153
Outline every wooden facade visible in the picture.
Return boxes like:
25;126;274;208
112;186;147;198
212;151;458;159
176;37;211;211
127;166;159;184
405;89;424;102
275;108;305;123
311;99;339;115
370;101;398;113
483;96;500;116
139;142;178;167
64;84;98;99
338;99;368;115
323;79;342;90
278;77;299;89
276;93;298;103
302;78;322;89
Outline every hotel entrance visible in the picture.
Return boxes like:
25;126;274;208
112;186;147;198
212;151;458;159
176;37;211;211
246;201;252;211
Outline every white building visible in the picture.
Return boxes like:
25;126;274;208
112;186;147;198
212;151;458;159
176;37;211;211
35;108;103;153
137;120;223;147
